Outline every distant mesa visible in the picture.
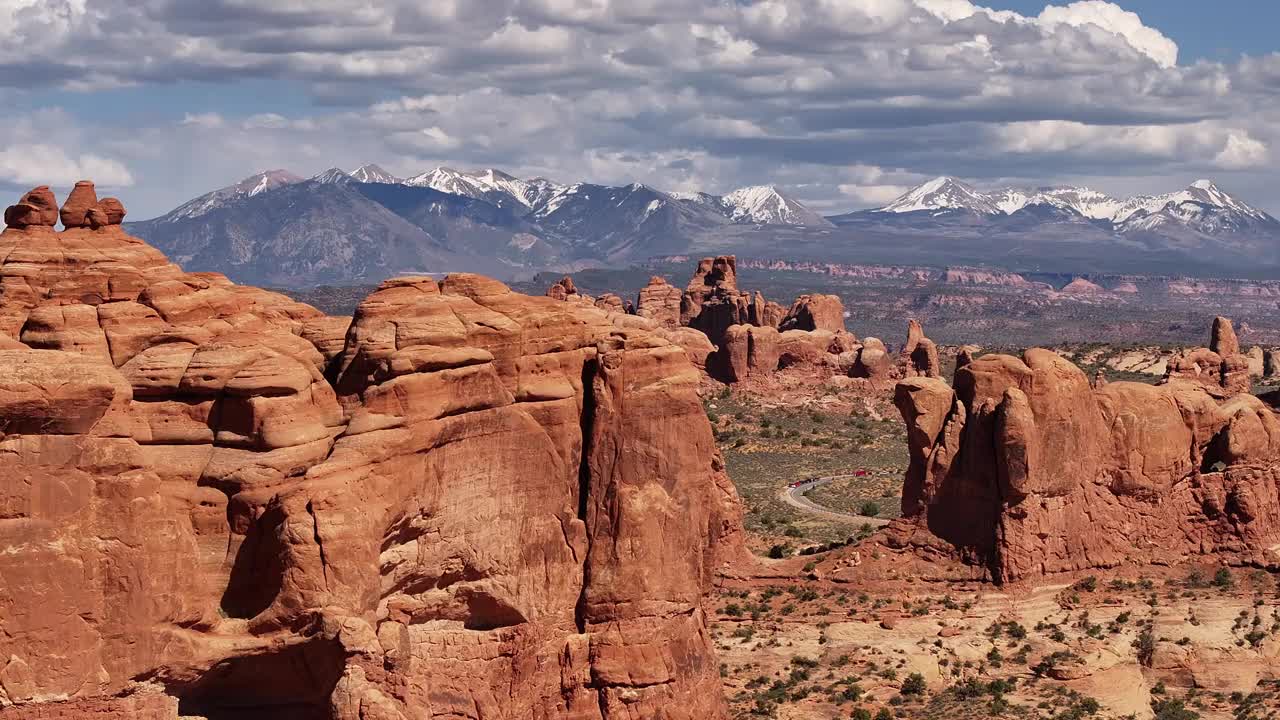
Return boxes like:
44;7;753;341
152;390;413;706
1059;277;1104;294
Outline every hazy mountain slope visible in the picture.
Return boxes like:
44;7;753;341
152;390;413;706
530;183;731;260
349;182;563;267
129;181;474;286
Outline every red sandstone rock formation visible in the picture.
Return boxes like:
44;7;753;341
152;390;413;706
3;186;59;227
899;319;940;378
594;291;626;313
893;347;1280;582
755;291;786;328
636;275;682;328
779;293;846;333
58;180;99;228
89;197;126;228
852;336;893;381
681;256;755;348
0;185;743;718
719;324;781;382
1060;277;1105;294
545;275;578;301
1166;316;1253;397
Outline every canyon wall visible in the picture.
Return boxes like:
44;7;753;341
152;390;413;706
0;184;742;719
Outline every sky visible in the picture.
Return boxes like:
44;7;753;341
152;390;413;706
0;0;1278;220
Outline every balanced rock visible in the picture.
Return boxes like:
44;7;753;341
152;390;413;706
87;197;127;228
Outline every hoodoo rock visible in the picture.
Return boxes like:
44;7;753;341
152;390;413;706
59;180;98;228
0;184;743;719
2;186;59;227
636;275;682;328
892;347;1280;582
1166;316;1253;396
753;290;786;328
1212;315;1240;356
899;319;941;378
681;255;753;347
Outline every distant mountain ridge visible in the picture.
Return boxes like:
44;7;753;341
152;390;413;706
127;166;1280;286
863;175;1275;230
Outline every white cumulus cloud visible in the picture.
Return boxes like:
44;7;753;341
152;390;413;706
1214;131;1268;170
1037;1;1178;68
0;143;133;187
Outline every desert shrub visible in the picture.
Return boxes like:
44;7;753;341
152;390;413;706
1213;567;1234;590
900;673;926;695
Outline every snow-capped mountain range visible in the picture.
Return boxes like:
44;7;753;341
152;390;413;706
166;168;302;221
303;164;826;228
127;165;1280;287
872;176;1274;230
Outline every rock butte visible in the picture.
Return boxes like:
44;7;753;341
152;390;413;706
887;318;1280;583
0;184;744;718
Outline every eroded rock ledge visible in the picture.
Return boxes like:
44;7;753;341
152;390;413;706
0;184;743;719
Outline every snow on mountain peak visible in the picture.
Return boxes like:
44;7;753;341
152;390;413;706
880;177;1001;215
351;164;400;184
165;169;303;221
312;167;352;184
1111;180;1267;224
878;176;1270;227
720;185;831;226
404;165;564;209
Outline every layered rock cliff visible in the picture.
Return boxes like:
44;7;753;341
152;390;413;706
892;343;1280;583
0;184;743;719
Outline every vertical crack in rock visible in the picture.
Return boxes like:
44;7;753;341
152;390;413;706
306;500;331;591
573;356;598;635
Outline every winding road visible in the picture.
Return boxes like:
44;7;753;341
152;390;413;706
779;475;893;527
